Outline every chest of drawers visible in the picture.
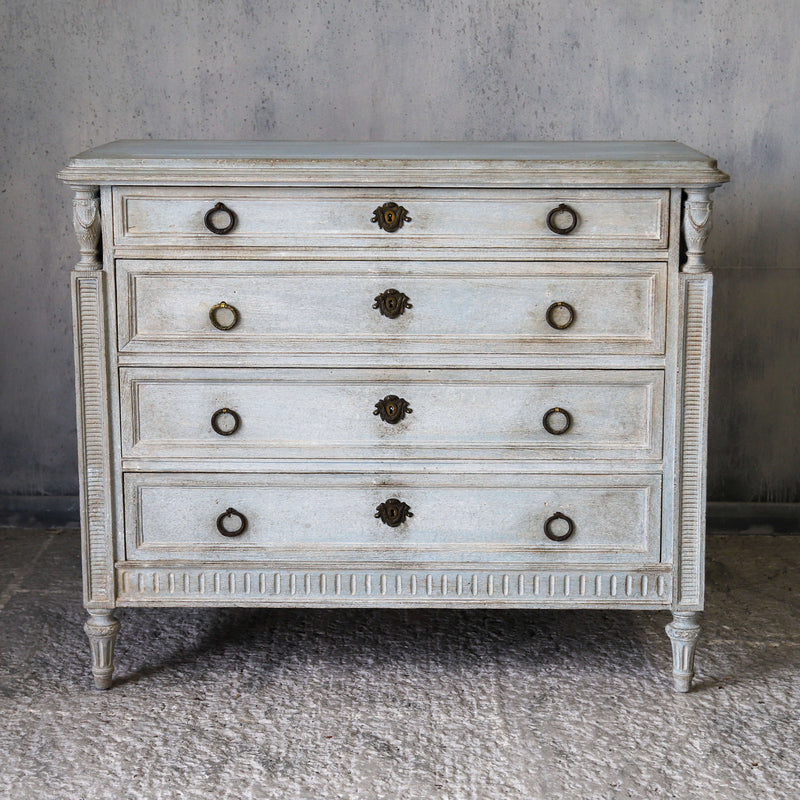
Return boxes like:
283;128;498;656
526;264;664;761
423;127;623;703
60;141;727;691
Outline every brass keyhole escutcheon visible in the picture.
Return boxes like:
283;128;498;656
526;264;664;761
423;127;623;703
374;395;412;424
375;498;413;527
371;202;411;232
373;289;412;319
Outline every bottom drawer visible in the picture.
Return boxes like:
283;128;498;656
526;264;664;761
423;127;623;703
124;473;661;565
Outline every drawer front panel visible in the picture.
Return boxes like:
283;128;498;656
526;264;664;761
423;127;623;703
117;260;667;356
124;473;661;564
114;187;668;250
121;368;664;462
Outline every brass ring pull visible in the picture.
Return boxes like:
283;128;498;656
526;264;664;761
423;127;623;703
216;507;247;537
374;395;412;424
546;301;575;330
211;408;241;436
375;498;413;527
542;407;572;435
373;289;412;319
209;301;240;331
204;202;238;235
544;511;575;542
546;203;578;235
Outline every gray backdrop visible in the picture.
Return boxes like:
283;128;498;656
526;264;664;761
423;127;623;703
1;0;798;503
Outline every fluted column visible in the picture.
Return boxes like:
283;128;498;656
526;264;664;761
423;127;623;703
84;609;120;689
665;611;701;692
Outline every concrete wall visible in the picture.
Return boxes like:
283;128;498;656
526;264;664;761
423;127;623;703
1;0;798;502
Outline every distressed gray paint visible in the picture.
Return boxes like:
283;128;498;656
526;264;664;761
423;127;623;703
0;0;798;499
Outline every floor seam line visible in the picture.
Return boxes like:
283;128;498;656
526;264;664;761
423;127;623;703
0;532;58;612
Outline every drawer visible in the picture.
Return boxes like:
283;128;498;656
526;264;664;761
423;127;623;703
120;368;664;462
113;187;669;250
117;260;667;357
124;472;661;564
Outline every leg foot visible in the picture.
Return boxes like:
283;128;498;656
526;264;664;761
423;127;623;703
665;611;700;692
84;609;120;690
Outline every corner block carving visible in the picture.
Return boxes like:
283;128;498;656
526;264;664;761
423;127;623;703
683;188;715;273
71;185;102;270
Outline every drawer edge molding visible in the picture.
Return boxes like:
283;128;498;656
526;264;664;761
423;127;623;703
119;367;665;463
112;187;670;250
115;564;672;606
116;259;668;357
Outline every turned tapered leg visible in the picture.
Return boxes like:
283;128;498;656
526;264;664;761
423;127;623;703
665;611;701;692
84;609;120;690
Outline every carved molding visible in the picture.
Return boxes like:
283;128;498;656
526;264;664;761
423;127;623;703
682;188;715;273
71;185;102;270
117;565;672;605
676;275;712;609
665;624;700;642
72;272;113;605
665;611;701;692
84;610;120;690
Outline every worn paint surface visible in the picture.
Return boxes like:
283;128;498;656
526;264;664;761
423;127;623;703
0;0;798;499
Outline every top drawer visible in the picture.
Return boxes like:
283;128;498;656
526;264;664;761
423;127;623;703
112;187;669;251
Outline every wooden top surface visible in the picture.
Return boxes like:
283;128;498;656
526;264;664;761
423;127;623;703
60;140;729;187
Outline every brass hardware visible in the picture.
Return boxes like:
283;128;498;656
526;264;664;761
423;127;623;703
204;201;238;235
374;395;412;424
211;407;241;436
373;289;412;319
209;301;240;331
546;301;575;330
542;407;572;435
371;202;411;232
375;498;413;527
216;507;247;537
546;203;578;235
544;511;575;542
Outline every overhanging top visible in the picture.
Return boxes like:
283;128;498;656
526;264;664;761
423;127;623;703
59;140;730;188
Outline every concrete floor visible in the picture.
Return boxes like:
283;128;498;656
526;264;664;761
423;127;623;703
0;527;798;799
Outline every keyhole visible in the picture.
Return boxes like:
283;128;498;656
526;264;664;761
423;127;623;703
385;211;395;224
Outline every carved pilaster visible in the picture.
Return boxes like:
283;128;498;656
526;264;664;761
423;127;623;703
682;188;715;273
72;271;114;607
71;185;101;270
676;273;712;610
665;611;701;692
84;609;120;689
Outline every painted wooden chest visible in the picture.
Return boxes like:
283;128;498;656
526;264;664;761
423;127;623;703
60;141;728;690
